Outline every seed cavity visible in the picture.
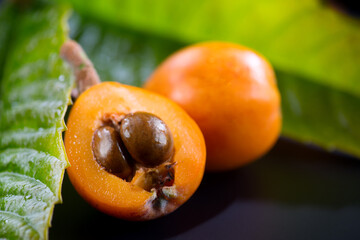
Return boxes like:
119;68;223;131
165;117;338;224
92;111;176;194
131;162;176;192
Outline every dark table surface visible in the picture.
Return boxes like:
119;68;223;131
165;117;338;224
49;138;360;240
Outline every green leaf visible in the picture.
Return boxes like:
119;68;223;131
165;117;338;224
69;14;182;86
0;3;73;240
0;3;14;82
62;0;360;96
66;0;360;158
277;70;360;156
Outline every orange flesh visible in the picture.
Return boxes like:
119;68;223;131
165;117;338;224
65;82;206;220
145;42;282;171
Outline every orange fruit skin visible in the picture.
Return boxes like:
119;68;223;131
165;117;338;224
145;42;281;171
65;82;206;220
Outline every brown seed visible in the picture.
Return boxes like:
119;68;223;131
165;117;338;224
119;112;174;168
92;126;133;179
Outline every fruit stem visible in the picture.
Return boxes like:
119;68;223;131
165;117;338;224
60;40;100;98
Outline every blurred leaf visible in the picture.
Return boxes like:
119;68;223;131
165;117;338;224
69;0;360;157
0;3;73;240
277;71;360;155
62;0;360;97
69;14;182;86
0;3;14;81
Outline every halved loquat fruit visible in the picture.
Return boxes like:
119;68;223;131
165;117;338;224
65;82;206;220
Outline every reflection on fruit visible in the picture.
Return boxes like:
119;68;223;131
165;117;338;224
145;42;281;171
